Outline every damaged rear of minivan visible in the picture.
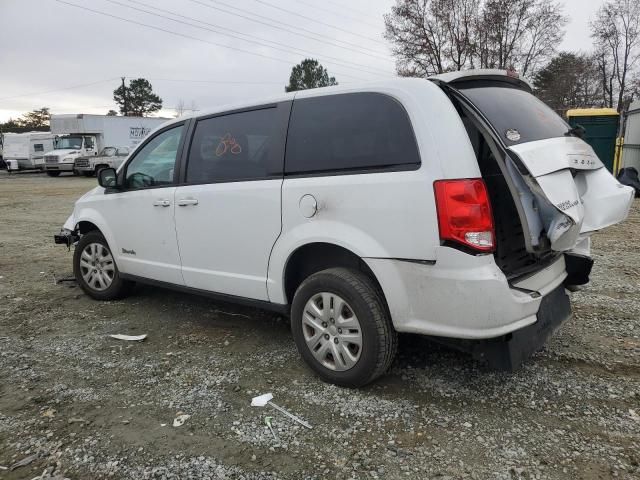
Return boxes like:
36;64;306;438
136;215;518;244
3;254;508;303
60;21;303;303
424;70;634;367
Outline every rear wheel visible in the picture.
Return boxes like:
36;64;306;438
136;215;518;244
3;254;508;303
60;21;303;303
46;171;61;177
73;231;134;300
291;267;397;387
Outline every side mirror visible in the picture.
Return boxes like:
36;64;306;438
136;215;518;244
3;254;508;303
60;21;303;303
98;168;119;189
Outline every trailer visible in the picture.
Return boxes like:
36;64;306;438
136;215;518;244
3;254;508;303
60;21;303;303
1;132;56;171
43;114;170;177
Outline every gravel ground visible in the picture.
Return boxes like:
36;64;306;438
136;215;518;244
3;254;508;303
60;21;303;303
0;171;639;480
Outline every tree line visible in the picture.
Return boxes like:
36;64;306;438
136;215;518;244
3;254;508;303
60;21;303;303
385;0;640;114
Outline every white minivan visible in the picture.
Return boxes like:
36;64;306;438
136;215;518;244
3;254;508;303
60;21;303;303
55;70;633;387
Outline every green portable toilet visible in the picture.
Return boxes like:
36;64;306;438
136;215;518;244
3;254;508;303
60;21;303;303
566;108;619;173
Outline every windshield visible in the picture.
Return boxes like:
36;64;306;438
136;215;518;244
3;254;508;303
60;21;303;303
55;136;83;150
100;147;116;157
457;83;570;146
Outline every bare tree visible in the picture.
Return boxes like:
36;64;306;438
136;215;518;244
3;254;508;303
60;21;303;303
174;99;186;118
591;0;640;111
384;0;566;77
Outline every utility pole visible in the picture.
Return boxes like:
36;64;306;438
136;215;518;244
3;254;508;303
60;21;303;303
121;77;128;116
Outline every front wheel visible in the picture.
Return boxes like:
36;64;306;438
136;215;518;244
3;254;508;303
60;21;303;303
291;268;397;387
73;231;134;300
46;171;61;177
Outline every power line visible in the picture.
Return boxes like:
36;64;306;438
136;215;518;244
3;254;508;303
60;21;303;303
113;0;391;77
155;0;392;64
146;78;284;85
53;1;369;81
199;0;390;60
294;0;381;30
0;77;119;102
322;0;384;23
250;0;387;46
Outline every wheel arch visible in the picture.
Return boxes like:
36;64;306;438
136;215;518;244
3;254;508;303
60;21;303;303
282;242;384;306
76;220;101;235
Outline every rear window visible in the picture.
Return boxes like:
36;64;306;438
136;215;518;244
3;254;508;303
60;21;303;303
285;93;420;174
457;83;569;146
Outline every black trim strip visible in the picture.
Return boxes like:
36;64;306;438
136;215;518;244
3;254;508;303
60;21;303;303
284;162;420;178
119;273;289;314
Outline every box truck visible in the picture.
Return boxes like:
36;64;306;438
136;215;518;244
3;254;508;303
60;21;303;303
43;114;169;177
1;132;56;170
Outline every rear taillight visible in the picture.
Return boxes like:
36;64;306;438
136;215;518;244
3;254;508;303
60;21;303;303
434;178;495;252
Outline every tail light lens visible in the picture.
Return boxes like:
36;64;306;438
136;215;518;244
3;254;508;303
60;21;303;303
434;178;495;252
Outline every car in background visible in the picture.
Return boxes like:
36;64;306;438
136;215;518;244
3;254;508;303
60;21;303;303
73;146;130;177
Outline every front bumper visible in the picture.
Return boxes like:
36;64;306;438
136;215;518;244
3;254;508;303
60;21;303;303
54;228;79;247
45;163;74;171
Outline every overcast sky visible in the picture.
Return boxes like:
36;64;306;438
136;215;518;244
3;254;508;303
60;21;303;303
0;0;605;122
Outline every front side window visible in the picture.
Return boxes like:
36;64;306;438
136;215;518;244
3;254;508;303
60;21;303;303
33;144;44;152
457;83;570;146
285;93;421;174
100;147;117;157
55;136;83;150
125;125;184;189
186;107;281;184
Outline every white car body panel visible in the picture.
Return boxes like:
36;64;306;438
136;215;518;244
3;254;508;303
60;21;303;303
60;75;633;342
71;187;183;285
174;180;282;301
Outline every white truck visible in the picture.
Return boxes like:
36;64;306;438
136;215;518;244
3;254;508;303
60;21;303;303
73;146;131;176
1;132;56;171
43;114;169;177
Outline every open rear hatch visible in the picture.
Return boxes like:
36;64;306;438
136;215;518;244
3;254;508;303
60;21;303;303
431;70;634;280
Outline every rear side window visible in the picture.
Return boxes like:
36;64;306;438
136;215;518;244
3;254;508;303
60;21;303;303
186;107;283;184
457;83;570;146
285;93;420;175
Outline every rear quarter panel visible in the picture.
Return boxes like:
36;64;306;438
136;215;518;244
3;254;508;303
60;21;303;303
267;80;482;303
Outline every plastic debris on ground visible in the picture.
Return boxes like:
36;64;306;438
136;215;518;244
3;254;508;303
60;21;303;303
108;334;147;342
251;392;312;429
10;453;38;471
173;413;190;427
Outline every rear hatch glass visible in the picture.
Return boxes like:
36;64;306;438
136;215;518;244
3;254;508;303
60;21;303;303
456;81;569;146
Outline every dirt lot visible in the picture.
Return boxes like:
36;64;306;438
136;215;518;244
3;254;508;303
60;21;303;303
0;171;639;480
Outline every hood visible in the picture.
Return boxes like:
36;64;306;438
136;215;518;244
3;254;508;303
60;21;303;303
44;149;81;157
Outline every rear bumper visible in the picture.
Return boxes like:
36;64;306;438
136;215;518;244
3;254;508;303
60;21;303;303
365;247;568;339
470;284;571;370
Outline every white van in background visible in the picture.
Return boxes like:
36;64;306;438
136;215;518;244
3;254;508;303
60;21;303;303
43;114;169;177
1;132;55;170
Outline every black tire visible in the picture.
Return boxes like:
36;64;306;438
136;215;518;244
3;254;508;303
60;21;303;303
73;231;134;300
291;267;397;387
46;171;61;177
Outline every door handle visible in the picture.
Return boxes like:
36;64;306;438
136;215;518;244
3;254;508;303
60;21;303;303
153;199;171;207
177;198;199;207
